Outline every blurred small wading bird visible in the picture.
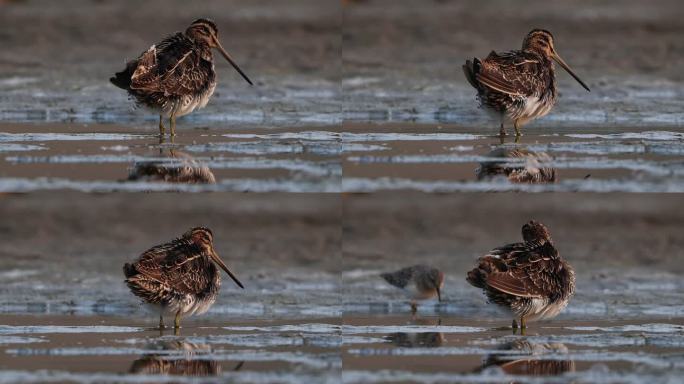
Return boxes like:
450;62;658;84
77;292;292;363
463;29;590;138
466;221;575;329
381;265;445;314
123;227;244;329
111;18;253;136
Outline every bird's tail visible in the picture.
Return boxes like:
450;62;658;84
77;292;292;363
123;262;137;278
466;267;487;289
462;58;481;89
110;62;135;90
467;255;505;289
380;271;407;289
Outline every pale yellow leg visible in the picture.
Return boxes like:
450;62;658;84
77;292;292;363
158;115;165;136
514;120;522;137
170;112;177;137
174;311;181;329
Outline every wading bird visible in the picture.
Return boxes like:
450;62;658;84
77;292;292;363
466;221;575;329
463;29;590;137
111;18;253;136
381;265;444;314
123;227;244;329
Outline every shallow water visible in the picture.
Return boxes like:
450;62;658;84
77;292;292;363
0;315;341;384
2;123;683;192
342;124;684;193
4;313;681;384
0;123;342;193
342;315;684;384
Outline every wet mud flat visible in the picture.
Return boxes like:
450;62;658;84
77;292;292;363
341;192;684;382
2;122;684;193
0;192;342;382
342;0;684;126
342;123;684;192
3;314;684;384
0;0;341;125
0;192;342;319
0;314;341;383
342;315;684;384
0;123;342;192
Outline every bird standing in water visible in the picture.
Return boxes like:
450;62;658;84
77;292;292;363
111;18;253;136
381;265;444;314
124;227;244;329
466;221;575;329
463;29;590;137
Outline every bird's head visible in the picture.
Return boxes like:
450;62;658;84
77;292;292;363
186;18;253;86
521;220;552;244
523;29;590;92
183;226;244;289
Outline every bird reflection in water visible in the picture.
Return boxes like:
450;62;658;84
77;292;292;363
128;138;216;184
386;331;445;348
476;148;556;184
386;317;444;348
129;339;244;377
479;339;575;377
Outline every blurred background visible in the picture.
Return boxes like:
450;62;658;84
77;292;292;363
0;192;341;318
1;1;683;382
0;0;341;125
343;0;684;126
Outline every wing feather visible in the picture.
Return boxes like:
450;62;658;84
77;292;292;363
127;239;213;297
474;50;545;97
486;272;544;298
128;33;211;97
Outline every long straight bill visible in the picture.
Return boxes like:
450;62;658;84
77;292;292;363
215;40;253;85
552;52;590;92
211;250;245;289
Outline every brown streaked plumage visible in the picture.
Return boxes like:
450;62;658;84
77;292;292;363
466;221;575;329
123;227;244;329
381;264;445;314
111;18;253;136
463;29;590;137
476;148;556;184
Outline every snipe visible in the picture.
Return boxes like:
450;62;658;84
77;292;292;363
466;221;575;329
111;18;253;136
463;29;590;137
381;264;444;314
124;227;244;329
